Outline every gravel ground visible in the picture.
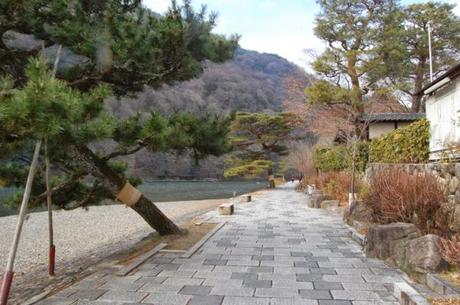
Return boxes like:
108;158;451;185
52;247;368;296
0;199;226;275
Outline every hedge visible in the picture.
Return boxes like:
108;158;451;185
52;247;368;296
369;118;429;163
313;142;368;172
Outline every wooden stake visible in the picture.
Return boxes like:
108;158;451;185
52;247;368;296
1;141;42;305
45;139;55;276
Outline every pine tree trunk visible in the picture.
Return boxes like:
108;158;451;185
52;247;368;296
411;57;427;113
75;145;182;235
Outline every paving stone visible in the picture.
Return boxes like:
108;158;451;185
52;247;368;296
188;295;224;305
243;279;272;288
36;186;426;305
162;277;204;286
247;266;274;273
296;273;324;282
70;289;107;300
299;289;332;300
179;285;212;295
222;296;270;305
231;272;258;280
138;283;183;293
318;301;352;305
313;282;343;290
330;290;381;300
142;293;191;305
210;286;255;296
270;299;318;305
204;259;229;266
35;297;77;305
97;290;148;303
254;287;300;298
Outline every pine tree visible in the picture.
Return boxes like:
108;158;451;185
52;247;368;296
0;0;238;235
224;112;298;188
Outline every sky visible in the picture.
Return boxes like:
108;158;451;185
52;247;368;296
143;0;460;71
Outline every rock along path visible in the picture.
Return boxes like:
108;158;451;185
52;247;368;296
35;184;416;305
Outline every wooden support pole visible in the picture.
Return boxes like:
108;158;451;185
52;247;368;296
1;141;42;305
45;139;55;276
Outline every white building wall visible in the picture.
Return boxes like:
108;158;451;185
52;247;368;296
426;78;460;159
369;122;396;139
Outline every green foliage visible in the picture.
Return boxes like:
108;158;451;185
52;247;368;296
224;112;297;179
0;0;239;95
305;80;352;105
0;58;233;209
374;2;460;110
369;119;429;163
224;160;272;178
313;142;368;173
0;0;239;214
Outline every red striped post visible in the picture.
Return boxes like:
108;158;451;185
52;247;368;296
0;272;14;305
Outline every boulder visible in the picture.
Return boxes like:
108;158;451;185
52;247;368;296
2;30;44;52
393;234;447;274
365;223;421;259
320;200;339;209
449;204;460;232
343;201;373;226
306;192;331;208
40;44;90;72
449;176;460;194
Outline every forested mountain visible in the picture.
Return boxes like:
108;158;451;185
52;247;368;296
109;48;313;179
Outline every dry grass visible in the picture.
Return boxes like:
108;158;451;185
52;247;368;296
431;298;460;305
363;169;446;234
300;171;362;205
440;235;460;270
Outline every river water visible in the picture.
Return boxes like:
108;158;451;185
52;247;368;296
0;180;268;217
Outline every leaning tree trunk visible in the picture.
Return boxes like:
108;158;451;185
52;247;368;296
75;145;182;235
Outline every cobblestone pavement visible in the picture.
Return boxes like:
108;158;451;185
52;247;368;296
35;185;414;305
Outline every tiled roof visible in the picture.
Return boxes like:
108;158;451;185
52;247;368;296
360;112;426;122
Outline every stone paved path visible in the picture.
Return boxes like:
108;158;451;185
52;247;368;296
35;185;415;305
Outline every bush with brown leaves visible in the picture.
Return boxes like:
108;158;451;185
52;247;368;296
299;171;362;204
363;169;446;234
440;235;460;270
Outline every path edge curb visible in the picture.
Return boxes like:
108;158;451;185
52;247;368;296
116;242;167;276
181;222;226;258
394;282;431;305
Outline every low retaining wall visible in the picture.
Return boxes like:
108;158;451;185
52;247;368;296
365;162;460;201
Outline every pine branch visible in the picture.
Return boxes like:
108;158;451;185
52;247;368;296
102;143;145;161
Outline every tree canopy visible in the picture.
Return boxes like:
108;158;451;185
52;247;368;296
224;112;299;182
0;0;239;235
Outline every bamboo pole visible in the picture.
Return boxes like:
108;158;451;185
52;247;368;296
45;139;55;276
0;141;42;305
0;44;63;305
46;44;62;277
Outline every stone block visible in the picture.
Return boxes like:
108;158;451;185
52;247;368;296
307;192;332;208
320;200;340;209
364;223;421;260
218;203;234;215
240;195;252;202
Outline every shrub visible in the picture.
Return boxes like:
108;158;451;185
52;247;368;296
301;171;363;204
313;142;368;173
369;119;429;163
363;169;446;234
440;235;460;270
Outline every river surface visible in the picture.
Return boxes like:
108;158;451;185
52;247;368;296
0;180;268;217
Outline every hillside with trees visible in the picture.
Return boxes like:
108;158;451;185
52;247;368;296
108;48;313;179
